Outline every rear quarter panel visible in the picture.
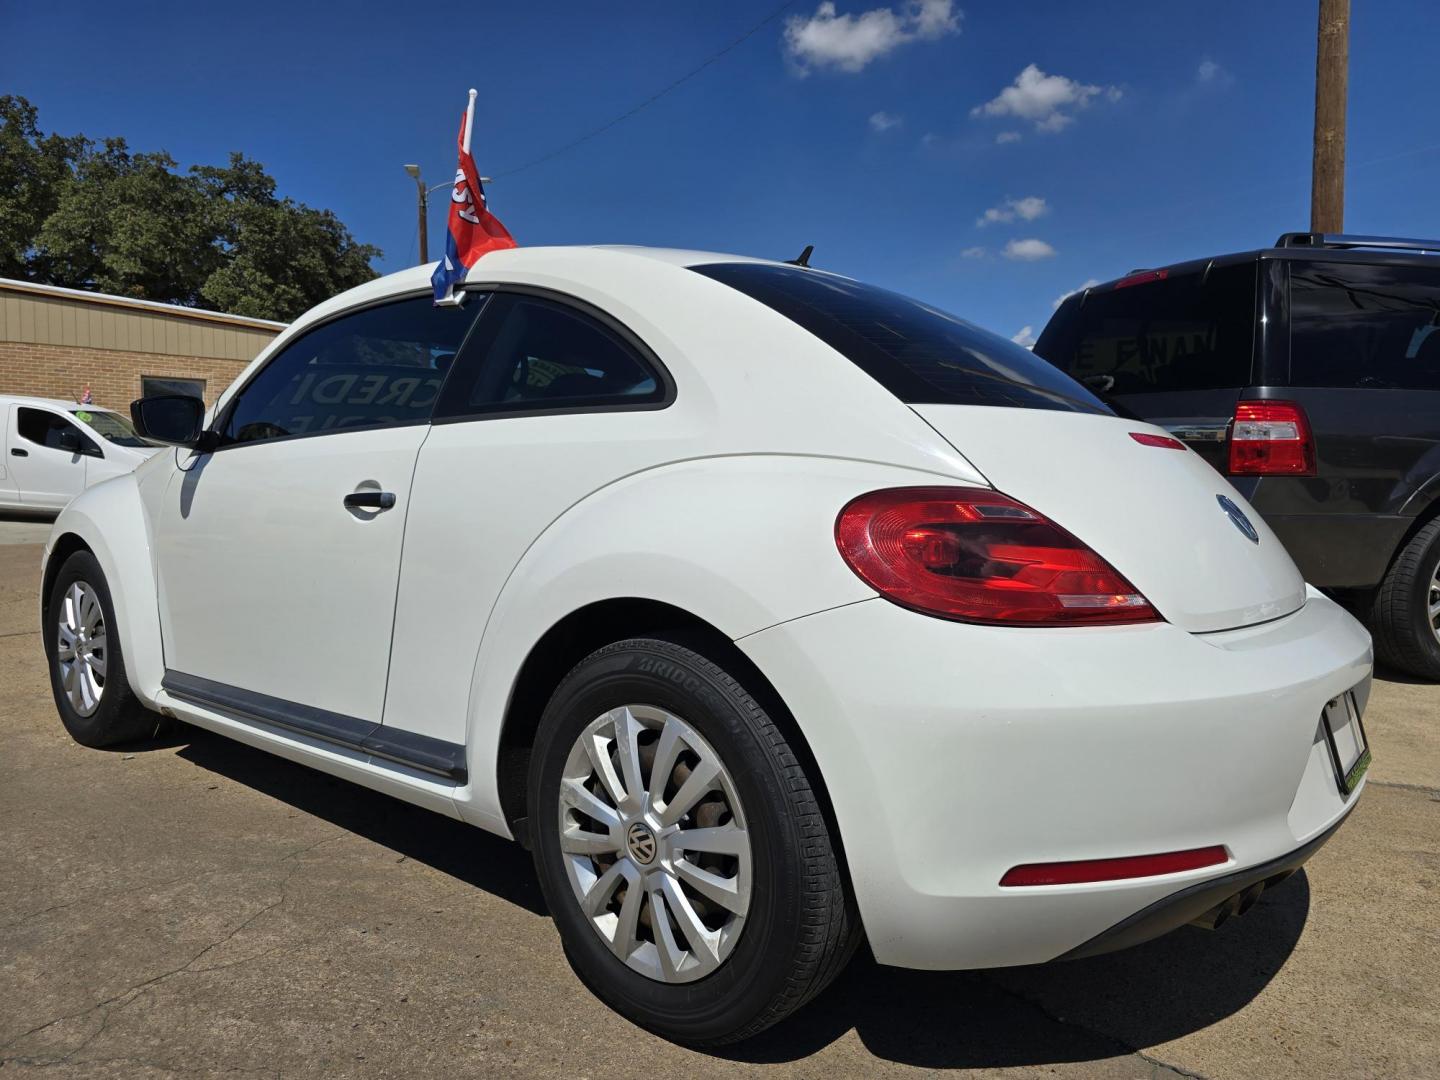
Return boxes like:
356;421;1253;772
449;456;983;833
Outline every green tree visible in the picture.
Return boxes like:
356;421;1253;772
0;95;85;279
2;96;380;320
196;155;382;321
37;138;220;303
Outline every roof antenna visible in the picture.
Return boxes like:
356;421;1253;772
786;244;814;268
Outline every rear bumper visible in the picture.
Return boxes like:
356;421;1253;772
1059;810;1349;960
1232;478;1410;589
739;589;1372;970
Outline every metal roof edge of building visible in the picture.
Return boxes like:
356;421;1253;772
0;277;288;332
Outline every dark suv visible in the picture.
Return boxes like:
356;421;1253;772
1036;233;1440;678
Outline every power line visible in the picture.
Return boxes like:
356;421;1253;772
491;0;798;180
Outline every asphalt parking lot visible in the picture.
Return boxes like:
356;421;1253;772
1;524;1437;1079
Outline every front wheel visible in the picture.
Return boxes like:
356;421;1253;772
44;550;159;747
529;637;858;1045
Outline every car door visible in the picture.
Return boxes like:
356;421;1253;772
1034;263;1258;472
0;405;20;509
153;294;484;723
381;289;674;746
9;405;98;509
1271;258;1440;583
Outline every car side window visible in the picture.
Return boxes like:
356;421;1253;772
16;408;97;455
435;293;663;417
1290;263;1440;390
218;296;485;446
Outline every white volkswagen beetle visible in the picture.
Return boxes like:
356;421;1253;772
1;395;158;513
40;247;1372;1044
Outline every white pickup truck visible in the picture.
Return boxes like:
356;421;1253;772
0;395;159;513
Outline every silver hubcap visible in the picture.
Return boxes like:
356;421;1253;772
56;580;106;717
1429;563;1440;646
557;704;752;984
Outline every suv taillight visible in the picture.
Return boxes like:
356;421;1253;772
1227;400;1316;476
834;487;1159;626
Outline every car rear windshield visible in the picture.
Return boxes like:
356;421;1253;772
692;263;1111;414
1034;263;1257;394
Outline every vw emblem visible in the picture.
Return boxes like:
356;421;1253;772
626;821;658;865
1217;494;1260;544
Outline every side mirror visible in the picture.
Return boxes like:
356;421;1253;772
131;394;209;449
56;428;83;453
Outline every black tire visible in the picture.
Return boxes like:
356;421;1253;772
44;550;160;747
1370;517;1440;680
528;637;858;1046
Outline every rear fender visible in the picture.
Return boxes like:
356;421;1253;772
454;454;982;830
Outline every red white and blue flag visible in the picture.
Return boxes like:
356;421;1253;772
431;89;516;302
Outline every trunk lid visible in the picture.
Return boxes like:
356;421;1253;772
912;404;1306;632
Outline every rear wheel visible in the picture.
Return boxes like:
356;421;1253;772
528;637;858;1045
44;550;159;747
1370;517;1440;680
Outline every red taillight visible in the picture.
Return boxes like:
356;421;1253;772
1227;400;1316;476
1129;431;1186;450
999;845;1229;887
1114;268;1169;289
834;487;1159;626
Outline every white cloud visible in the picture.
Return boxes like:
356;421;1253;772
1011;325;1037;348
972;64;1120;133
995;130;1022;144
1003;238;1056;261
1196;58;1234;88
784;0;960;74
1052;278;1101;309
960;245;986;259
909;0;959;37
976;195;1048;227
869;110;903;132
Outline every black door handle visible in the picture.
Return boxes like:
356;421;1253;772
343;490;396;511
10;448;27;457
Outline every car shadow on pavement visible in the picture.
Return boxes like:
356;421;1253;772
162;724;1307;1070
724;872;1311;1069
1373;663;1436;686
171;726;549;917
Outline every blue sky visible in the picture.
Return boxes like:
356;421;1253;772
5;0;1440;341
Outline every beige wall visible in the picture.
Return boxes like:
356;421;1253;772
0;340;256;412
0;282;283;408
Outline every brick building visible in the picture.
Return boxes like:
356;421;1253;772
0;278;285;412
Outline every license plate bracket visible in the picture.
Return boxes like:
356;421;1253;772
1321;690;1370;797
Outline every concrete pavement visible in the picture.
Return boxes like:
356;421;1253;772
0;537;1436;1078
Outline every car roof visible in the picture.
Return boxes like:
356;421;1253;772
1071;235;1440;301
0;394;118;413
285;245;805;336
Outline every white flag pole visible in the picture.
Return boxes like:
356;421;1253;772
462;88;478;158
435;89;482;308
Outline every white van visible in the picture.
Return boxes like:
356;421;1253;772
0;395;160;513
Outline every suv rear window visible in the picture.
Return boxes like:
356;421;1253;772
693;263;1109;414
1290;263;1440;389
1035;264;1256;394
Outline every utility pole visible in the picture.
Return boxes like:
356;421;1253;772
404;164;497;264
1310;0;1349;233
403;164;429;264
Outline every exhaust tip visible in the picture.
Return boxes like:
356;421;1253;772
1191;881;1268;930
1234;882;1265;917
